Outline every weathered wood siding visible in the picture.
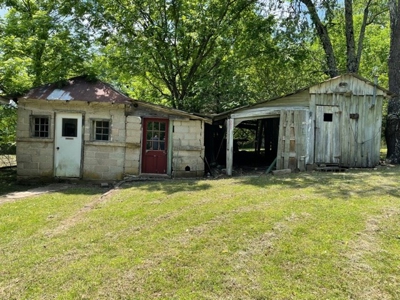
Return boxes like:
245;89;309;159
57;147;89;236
310;75;384;167
314;105;341;164
276;109;311;171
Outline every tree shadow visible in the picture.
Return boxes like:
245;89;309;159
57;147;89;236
118;179;213;195
238;166;400;200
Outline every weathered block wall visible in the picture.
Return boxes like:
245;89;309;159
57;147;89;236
124;116;142;175
83;144;125;180
17;100;127;180
172;120;205;177
82;102;126;180
16;140;55;179
16;103;55;179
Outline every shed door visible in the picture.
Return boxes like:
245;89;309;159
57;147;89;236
142;118;168;174
315;105;341;164
54;113;82;177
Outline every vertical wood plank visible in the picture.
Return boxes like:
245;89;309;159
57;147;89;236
226;118;234;176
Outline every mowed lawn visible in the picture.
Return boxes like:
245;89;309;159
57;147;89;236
1;168;400;299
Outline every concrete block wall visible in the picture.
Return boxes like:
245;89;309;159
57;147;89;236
16;104;55;180
124;116;142;175
82;103;126;143
172;120;205;177
17;101;128;180
83;144;125;180
16;141;54;179
17;105;55;139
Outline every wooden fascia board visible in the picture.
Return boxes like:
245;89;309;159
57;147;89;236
231;107;308;119
133;101;211;123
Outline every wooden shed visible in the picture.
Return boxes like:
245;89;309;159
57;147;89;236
210;74;390;175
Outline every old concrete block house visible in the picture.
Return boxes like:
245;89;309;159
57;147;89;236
16;76;208;181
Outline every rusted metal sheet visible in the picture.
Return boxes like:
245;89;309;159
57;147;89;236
22;76;132;104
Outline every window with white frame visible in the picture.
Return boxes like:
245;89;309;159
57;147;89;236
31;116;50;138
92;119;110;141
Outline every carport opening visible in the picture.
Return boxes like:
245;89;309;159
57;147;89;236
204;117;280;174
233;117;280;168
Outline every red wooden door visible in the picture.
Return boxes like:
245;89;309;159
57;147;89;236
142;118;169;174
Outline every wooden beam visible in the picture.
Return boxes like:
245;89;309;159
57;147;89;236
226;118;234;176
231;107;307;120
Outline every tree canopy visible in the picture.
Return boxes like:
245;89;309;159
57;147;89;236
0;0;391;112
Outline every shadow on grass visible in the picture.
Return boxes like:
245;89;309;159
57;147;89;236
3;165;400;200
238;166;400;200
0;168;109;197
0;167;32;196
119;180;213;195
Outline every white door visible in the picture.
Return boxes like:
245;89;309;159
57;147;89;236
54;113;83;177
315;105;341;164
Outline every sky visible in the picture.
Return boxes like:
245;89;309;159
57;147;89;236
0;8;7;18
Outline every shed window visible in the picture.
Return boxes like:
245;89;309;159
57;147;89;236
31;116;50;138
324;113;333;122
92;120;110;141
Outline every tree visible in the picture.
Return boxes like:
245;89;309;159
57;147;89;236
0;0;91;95
385;0;400;163
87;0;274;111
293;0;388;77
0;102;17;167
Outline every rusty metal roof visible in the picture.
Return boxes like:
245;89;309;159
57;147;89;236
22;76;132;104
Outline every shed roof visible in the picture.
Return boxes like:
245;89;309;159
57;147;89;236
214;73;391;121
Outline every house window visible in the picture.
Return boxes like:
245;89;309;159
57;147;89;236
31;116;50;138
92;120;110;141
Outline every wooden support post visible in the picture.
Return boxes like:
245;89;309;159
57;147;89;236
226;118;234;176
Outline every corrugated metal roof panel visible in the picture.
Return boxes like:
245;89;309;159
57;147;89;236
47;89;73;101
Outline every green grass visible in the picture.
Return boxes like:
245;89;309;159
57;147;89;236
1;167;400;299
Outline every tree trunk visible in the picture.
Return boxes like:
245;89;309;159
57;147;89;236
300;0;339;78
386;0;400;163
344;0;358;73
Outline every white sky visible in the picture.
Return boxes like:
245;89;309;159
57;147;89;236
0;8;7;17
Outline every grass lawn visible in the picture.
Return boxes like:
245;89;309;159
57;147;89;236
1;167;400;299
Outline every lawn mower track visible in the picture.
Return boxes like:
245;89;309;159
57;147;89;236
343;207;400;300
1;172;399;299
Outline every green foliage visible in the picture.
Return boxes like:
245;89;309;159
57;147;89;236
0;104;16;144
0;103;16;154
0;0;392;115
0;0;92;95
